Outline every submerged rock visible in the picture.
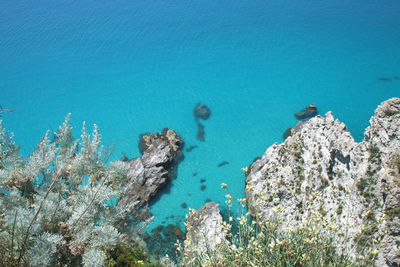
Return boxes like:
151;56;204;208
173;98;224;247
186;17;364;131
194;103;211;120
120;129;184;207
294;104;318;120
196;121;205;141
145;223;185;262
217;161;229;167
377;77;392;81
245;98;400;266
194;103;211;141
185;145;198;152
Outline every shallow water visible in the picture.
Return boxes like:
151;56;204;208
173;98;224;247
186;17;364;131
1;0;399;250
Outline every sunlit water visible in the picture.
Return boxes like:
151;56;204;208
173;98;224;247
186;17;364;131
1;0;399;257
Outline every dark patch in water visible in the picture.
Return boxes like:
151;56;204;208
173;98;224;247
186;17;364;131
196;121;205;141
161;221;165;224
377;77;392;81
217;161;229;167
200;178;206;183
200;185;206;191
193;172;198;177
194;103;211;120
194;103;210;141
186;145;198;152
144;223;185;261
181;202;188;209
205;198;211;203
187;193;192;196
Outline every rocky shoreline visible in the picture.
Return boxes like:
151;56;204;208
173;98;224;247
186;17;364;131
183;97;400;266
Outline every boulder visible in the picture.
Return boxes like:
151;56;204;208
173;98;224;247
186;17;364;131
183;202;227;265
294;104;318;120
194;103;211;120
120;129;183;207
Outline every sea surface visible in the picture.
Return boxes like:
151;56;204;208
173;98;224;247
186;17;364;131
1;0;399;252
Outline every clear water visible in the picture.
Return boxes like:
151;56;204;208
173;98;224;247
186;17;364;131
1;0;399;238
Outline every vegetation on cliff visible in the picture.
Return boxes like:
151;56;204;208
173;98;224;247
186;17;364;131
0;115;151;266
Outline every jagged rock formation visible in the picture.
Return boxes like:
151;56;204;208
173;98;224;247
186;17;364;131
120;129;183;207
183;202;227;265
245;98;400;266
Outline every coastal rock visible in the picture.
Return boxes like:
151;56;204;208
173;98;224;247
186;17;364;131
194;103;211;120
283;120;311;140
245;97;400;266
183;202;227;265
294;104;318;120
121;129;183;207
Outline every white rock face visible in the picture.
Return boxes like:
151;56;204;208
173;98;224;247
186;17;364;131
183;202;228;265
245;98;400;266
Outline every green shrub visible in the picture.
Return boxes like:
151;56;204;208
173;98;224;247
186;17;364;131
105;244;160;267
0;115;146;267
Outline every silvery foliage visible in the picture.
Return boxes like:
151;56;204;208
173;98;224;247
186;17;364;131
0;114;141;267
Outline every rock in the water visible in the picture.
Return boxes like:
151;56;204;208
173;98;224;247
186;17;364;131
294;104;318;120
120;129;184;207
217;161;229;167
194;103;210;141
194;103;211;120
183;202;227;265
196;121;205;141
186;145;198;152
245;98;400;266
181;202;188;209
200;185;206;191
172;226;185;240
377;77;392;81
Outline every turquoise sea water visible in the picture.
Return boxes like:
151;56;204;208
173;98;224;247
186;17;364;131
1;0;399;242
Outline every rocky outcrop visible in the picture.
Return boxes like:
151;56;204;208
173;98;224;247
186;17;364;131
183;202;227;265
245;98;400;266
121;129;183;207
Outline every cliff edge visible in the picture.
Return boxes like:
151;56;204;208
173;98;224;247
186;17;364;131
245;97;400;266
